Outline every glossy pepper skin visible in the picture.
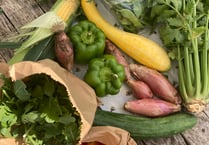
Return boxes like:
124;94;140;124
68;20;106;64
84;55;125;97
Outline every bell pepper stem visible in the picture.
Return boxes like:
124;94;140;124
100;67;118;81
81;31;95;45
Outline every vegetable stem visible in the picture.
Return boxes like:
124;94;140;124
191;0;201;97
184;46;194;96
202;12;209;96
178;46;188;101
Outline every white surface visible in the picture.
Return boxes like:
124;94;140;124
72;0;178;114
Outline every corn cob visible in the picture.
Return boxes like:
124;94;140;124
8;0;80;64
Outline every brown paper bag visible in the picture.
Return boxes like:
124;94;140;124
0;59;98;144
81;126;137;145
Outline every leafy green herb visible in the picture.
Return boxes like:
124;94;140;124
0;74;81;145
145;0;209;113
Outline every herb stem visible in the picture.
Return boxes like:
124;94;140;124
23;124;35;139
2;89;11;100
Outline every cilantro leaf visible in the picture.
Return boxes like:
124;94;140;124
13;80;31;101
0;104;17;137
21;111;41;124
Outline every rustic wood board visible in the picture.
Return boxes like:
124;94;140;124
0;0;209;145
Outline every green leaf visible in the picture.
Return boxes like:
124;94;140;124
118;9;142;27
0;74;13;92
24;134;43;145
170;0;182;11
8;48;30;65
43;76;55;97
42;124;61;139
133;0;143;17
13;80;31;102
190;26;205;39
31;85;44;99
40;96;62;122
150;4;168;18
0;42;21;49
21;12;65;29
63;124;80;144
159;25;184;45
8;28;53;65
1;128;12;137
15;28;53;54
21;111;41;124
167;18;184;27
58;114;76;125
0;105;17;137
23;36;55;61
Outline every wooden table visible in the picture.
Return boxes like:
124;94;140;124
0;0;209;145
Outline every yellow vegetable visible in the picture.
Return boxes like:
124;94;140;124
52;0;79;23
81;0;171;71
8;0;80;64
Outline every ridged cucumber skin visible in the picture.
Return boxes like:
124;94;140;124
93;109;197;140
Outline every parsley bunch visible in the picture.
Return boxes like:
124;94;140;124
0;73;81;145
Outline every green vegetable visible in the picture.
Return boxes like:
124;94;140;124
93;108;197;140
101;0;146;33
84;55;125;97
0;73;81;145
68;20;106;64
146;0;209;113
7;0;80;64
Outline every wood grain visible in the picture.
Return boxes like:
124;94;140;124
0;0;209;145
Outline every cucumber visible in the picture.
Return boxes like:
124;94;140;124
93;108;197;140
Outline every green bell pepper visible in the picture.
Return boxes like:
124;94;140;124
84;55;125;97
68;20;106;64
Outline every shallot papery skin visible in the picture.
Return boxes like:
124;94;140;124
129;64;182;105
124;98;181;117
127;79;153;99
55;31;74;71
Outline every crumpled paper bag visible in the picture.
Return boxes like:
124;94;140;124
0;59;137;145
81;126;137;145
0;59;98;144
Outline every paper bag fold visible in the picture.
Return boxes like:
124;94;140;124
0;59;98;143
81;126;137;145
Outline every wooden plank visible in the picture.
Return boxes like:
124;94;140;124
181;106;209;145
0;1;209;145
141;134;187;145
0;0;54;42
0;0;54;62
0;0;43;29
35;0;55;12
0;48;13;62
0;13;17;41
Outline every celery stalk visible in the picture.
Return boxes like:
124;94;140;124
152;0;209;113
177;4;209;113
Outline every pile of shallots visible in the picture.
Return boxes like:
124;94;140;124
105;39;182;117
